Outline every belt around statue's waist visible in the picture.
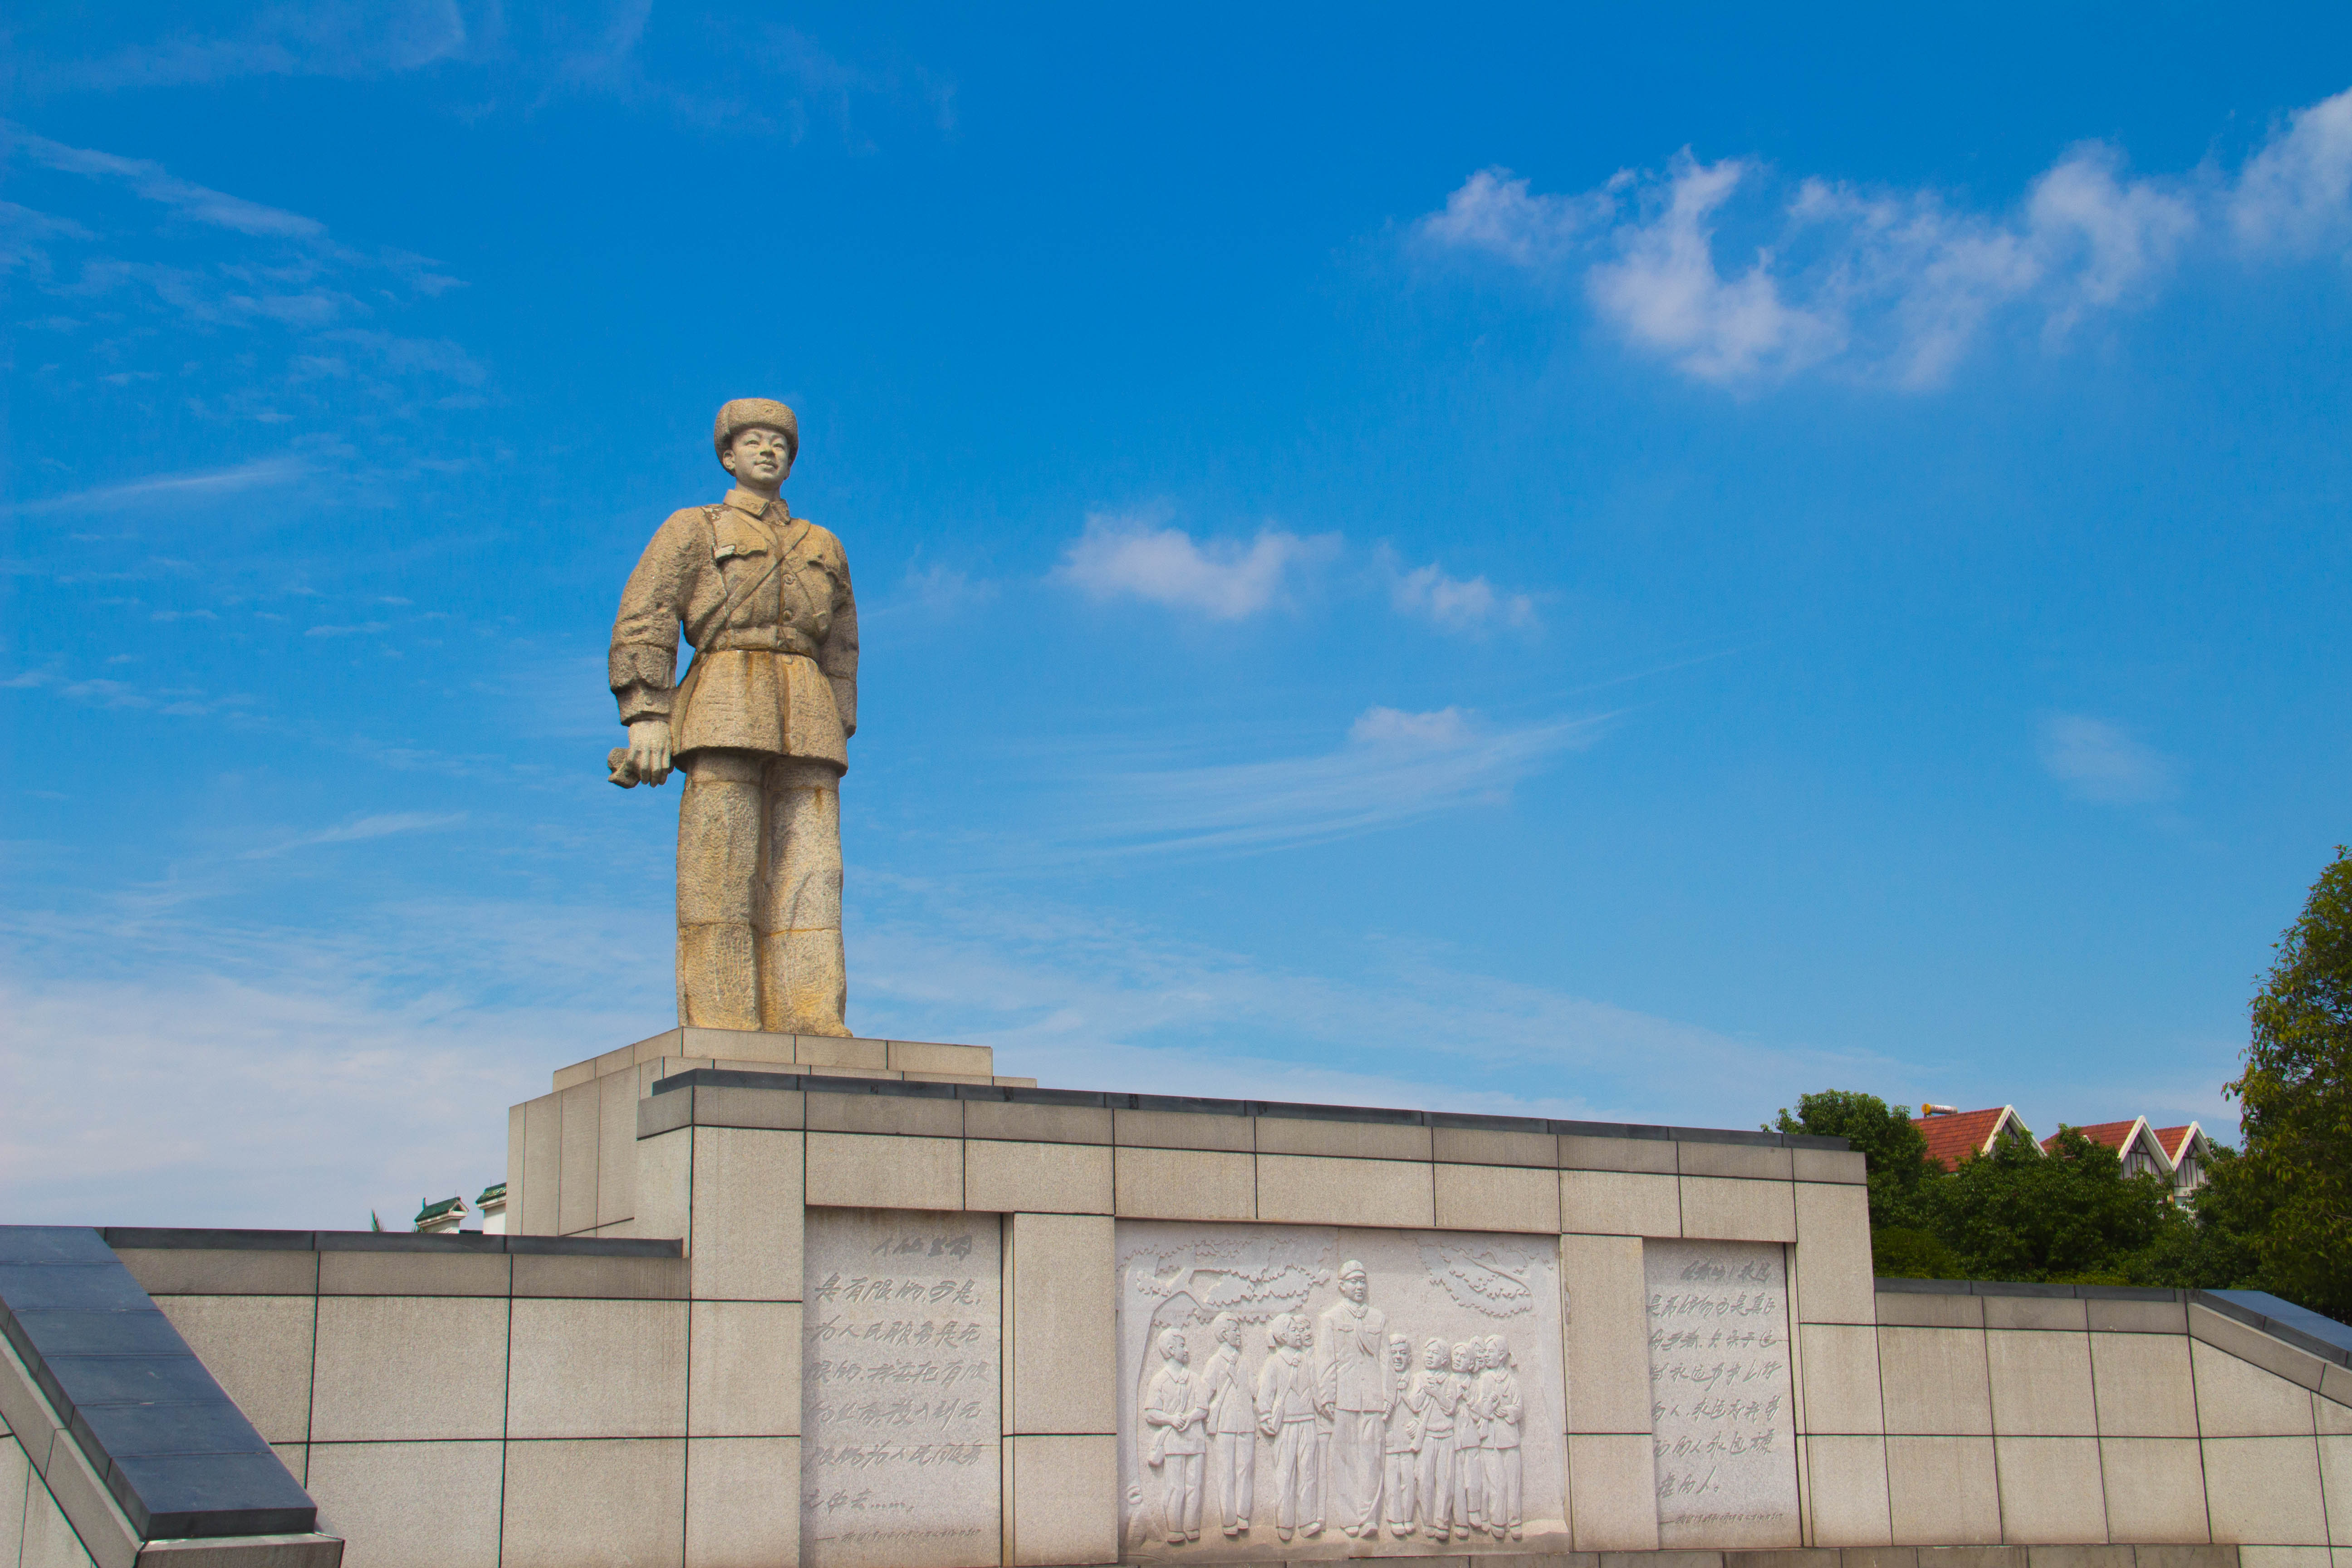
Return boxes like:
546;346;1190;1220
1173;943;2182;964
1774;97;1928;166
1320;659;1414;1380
698;627;819;657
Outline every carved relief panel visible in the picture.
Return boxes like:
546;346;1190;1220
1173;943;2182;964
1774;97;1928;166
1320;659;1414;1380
1642;1239;1800;1548
802;1207;1003;1568
1115;1220;1565;1561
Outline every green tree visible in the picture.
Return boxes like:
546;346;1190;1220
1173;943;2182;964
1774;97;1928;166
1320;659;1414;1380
1916;1127;2175;1284
2121;1144;2265;1291
2226;845;2352;1318
1768;1089;1934;1230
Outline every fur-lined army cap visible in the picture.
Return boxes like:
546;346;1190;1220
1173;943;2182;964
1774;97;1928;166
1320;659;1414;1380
713;398;799;463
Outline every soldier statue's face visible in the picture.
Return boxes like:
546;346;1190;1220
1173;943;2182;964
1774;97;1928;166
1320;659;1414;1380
724;426;794;490
1340;1272;1367;1304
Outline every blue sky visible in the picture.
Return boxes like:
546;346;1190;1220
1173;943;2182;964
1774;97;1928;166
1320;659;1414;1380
5;3;2351;1227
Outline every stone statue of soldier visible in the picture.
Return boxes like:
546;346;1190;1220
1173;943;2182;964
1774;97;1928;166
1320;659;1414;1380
607;398;859;1036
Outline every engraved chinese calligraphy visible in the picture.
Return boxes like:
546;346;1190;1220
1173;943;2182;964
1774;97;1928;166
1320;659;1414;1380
1115;1221;1563;1561
803;1208;1002;1568
1642;1240;1800;1549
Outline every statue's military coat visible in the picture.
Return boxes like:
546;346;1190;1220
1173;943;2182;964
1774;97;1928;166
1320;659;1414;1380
608;486;859;765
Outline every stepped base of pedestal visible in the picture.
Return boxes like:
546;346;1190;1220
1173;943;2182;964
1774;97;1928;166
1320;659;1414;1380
514;1028;1033;1242
551;1025;1019;1093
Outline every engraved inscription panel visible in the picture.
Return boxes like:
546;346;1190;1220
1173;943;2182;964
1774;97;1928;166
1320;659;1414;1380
1643;1239;1799;1548
1115;1220;1564;1562
803;1208;1002;1568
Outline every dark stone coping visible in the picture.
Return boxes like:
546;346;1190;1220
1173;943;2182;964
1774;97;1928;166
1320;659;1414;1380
1875;1276;2352;1368
98;1228;682;1258
651;1068;1853;1152
1186;1551;2237;1568
0;1226;316;1540
2203;1287;2352;1368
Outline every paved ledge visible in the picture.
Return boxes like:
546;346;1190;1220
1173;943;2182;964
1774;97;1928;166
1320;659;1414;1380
1083;1548;2240;1568
96;1228;681;1258
1877;1277;2185;1301
642;1066;1853;1152
1876;1275;2352;1372
0;1226;318;1544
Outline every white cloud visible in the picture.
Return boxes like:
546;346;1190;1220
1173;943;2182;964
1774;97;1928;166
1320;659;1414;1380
2231;87;2352;255
1417;82;2352;388
1416;167;1615;267
1386;554;1539;633
2026;145;2198;314
1055;511;1338;620
1347;706;1475;747
2037;713;2176;805
1586;153;1844;382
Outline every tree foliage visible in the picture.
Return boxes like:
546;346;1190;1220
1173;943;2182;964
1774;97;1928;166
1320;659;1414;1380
1768;1089;1931;1230
1771;1095;2255;1289
1762;848;2352;1313
1911;1127;2175;1284
2226;845;2352;1319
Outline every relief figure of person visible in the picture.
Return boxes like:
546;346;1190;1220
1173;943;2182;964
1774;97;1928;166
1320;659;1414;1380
1452;1340;1486;1534
1199;1313;1256;1537
1482;1335;1524;1540
1379;1333;1419;1538
1410;1337;1461;1540
1254;1313;1323;1542
1143;1328;1207;1544
609;400;859;1034
1314;1259;1388;1538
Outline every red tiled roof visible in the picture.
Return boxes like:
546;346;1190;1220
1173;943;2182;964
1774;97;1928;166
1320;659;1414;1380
1915;1107;2023;1172
2045;1119;2143;1155
2152;1125;2200;1162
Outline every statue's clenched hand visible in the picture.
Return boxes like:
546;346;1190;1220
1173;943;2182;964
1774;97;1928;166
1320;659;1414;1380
628;718;674;785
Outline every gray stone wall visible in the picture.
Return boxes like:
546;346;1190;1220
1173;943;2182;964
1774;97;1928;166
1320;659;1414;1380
12;1036;2346;1568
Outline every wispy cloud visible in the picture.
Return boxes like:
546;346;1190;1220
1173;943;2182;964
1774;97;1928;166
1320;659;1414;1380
1054;510;1341;620
1416;83;2352;388
2037;713;2176;805
0;887;665;1226
3;121;328;239
8;456;310;514
241;812;466;858
852;874;1901;1128
1;127;476;478
868;562;998;622
12;6;955;149
16;2;478;95
1057;705;1604;858
1;669;258;719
